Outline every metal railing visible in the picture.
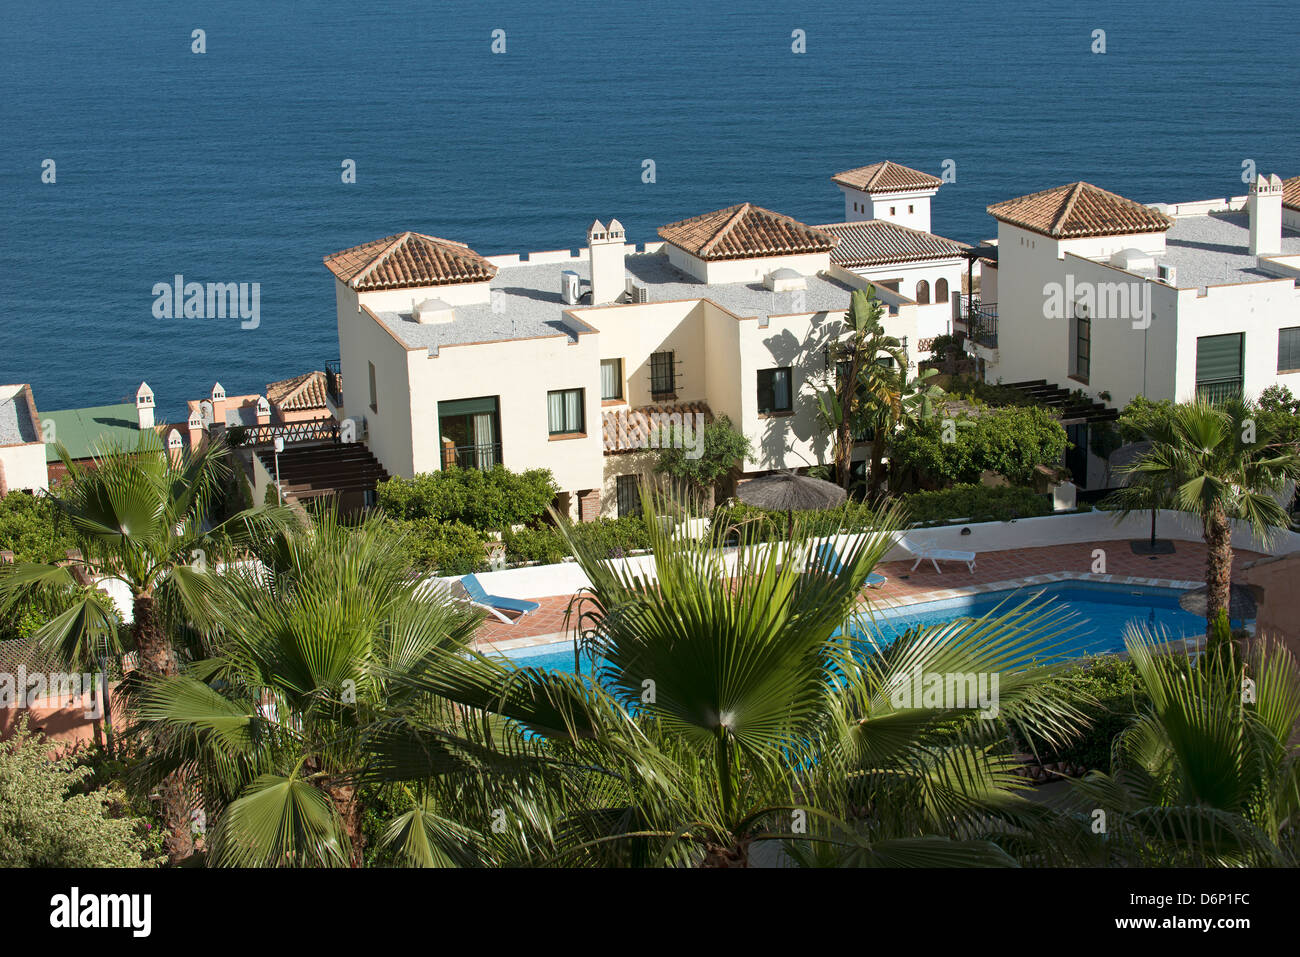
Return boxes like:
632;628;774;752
324;359;343;405
238;420;341;447
957;296;998;349
1196;378;1244;404
442;442;502;470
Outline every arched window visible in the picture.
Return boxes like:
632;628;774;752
935;278;948;305
915;280;930;305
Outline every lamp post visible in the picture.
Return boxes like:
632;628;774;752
273;435;284;505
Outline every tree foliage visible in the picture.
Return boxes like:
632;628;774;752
0;716;160;867
376;466;558;531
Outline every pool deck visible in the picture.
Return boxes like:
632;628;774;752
472;539;1265;653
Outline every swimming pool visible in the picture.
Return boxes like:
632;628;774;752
495;581;1214;674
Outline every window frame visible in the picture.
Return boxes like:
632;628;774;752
368;361;378;413
757;366;794;416
650;351;676;397
600;357;624;401
547;387;586;436
1278;326;1300;374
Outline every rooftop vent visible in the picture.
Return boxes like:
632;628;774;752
765;267;806;292
413;298;455;324
1110;247;1155;272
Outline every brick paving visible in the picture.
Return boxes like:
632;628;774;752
472;539;1264;653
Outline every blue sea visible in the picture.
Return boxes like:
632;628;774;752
3;0;1296;420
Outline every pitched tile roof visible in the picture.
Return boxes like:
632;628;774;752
817;220;970;267
267;370;330;412
323;232;497;290
658;204;838;261
831;161;942;194
602;402;712;454
987;182;1173;239
1283;175;1300;212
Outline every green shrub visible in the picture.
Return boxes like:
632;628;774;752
570;516;654;558
891;405;1068;488
503;516;659;564
392;518;488;575
899;484;1051;526
503;524;569;565
0;716;161;867
1041;656;1147;772
376;466;558;531
0;491;74;563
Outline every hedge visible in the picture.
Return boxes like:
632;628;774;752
898;484;1052;526
376;466;558;531
392;518;489;576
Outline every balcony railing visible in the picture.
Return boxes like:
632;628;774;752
238;420;341;447
1196;378;1244;404
324;359;343;406
442;443;502;470
956;296;998;349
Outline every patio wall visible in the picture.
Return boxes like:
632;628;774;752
438;510;1300;600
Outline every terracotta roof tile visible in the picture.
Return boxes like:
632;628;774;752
602;402;712;454
831;161;942;193
987;182;1173;239
1283;175;1300;212
323;232;497;290
267;371;330;412
658;204;837;261
817;220;969;267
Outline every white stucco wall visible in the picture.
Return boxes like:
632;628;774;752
0;443;47;494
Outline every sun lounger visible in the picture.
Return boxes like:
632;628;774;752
896;535;976;574
460;573;541;622
813;543;887;588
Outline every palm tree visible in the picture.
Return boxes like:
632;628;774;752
1112;397;1300;637
817;288;906;493
460;486;1091;866
1066;629;1300;865
130;508;567;867
0;432;281;862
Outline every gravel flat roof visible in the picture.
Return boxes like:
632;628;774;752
374;251;859;351
1157;212;1300;288
0;389;39;445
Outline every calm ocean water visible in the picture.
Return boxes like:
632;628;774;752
2;0;1296;421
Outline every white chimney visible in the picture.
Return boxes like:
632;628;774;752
588;218;627;306
1248;173;1283;257
136;381;155;430
412;298;455;324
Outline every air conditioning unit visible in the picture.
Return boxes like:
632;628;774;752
560;270;581;305
1156;263;1177;286
627;280;649;303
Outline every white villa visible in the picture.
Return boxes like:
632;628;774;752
326;162;969;519
973;173;1300;487
324;162;1299;511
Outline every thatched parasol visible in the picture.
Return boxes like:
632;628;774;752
1178;584;1258;621
736;470;847;542
736;470;847;511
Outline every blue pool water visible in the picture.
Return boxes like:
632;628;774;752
500;582;1211;674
